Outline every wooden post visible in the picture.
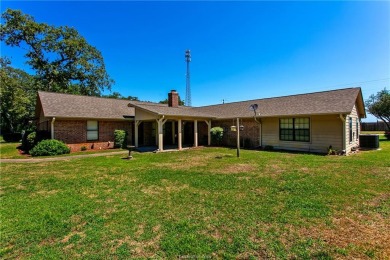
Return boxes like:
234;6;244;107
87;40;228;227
194;120;198;147
157;118;167;151
178;119;182;150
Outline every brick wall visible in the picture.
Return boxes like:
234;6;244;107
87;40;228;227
212;119;260;148
55;120;86;143
54;119;133;144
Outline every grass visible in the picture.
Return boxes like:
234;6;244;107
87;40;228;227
361;131;386;135
0;142;25;159
1;138;389;258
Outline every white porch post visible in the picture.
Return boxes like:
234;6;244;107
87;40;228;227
172;121;176;145
194;120;198;147
205;120;211;146
178;119;182;150
135;120;141;147
157;118;167;151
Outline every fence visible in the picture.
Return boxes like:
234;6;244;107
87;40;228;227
361;121;389;131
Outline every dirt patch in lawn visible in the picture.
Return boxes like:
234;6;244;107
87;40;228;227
109;224;161;257
141;180;189;195
213;164;256;174
299;213;390;258
265;163;286;175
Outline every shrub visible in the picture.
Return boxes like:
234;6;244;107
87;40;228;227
2;132;22;142
385;131;390;140
26;132;36;150
114;130;128;148
30;139;70;156
210;127;224;146
22;130;51;151
80;146;87;151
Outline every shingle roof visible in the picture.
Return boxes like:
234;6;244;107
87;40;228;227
194;87;365;119
38;87;365;121
128;102;215;118
38;91;134;120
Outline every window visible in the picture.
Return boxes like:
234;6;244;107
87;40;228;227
349;117;353;142
280;118;310;142
87;120;98;141
356;120;359;140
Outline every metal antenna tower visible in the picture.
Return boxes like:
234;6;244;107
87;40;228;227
185;49;191;106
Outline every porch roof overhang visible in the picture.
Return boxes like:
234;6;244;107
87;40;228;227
128;102;215;120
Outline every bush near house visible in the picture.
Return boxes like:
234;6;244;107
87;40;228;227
22;130;51;151
210;127;224;146
114;129;128;149
29;139;70;156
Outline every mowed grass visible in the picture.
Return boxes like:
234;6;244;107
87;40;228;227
0;142;25;159
1;139;389;259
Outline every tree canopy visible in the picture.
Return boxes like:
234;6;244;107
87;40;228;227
365;88;390;130
0;8;113;96
103;91;139;101
0;57;37;133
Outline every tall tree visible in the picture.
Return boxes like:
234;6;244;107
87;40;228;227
103;91;140;101
0;57;37;133
0;9;113;96
365;88;390;130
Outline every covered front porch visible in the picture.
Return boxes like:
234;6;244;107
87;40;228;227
134;118;212;151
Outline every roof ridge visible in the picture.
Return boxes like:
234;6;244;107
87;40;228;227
195;87;360;108
38;90;135;103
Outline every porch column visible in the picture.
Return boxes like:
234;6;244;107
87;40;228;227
157;118;167;151
172;121;176;145
194;120;198;147
178;119;182;150
135;120;141;147
205;120;211;146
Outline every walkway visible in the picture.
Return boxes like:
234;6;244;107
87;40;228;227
1;150;128;163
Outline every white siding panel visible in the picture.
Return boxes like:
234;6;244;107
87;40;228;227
262;115;343;153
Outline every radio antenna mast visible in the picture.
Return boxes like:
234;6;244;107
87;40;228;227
185;49;191;106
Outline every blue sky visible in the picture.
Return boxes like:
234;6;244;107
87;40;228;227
1;1;389;121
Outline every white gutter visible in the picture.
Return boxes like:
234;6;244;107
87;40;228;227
51;117;56;139
339;114;346;152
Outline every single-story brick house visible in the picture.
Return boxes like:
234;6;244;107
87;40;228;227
36;91;134;151
37;87;365;154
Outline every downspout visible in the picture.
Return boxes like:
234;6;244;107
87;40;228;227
339;114;346;152
51;117;56;139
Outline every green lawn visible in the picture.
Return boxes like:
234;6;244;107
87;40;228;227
0;142;25;159
1;139;389;259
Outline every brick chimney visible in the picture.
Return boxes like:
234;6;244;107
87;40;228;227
168;90;179;107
